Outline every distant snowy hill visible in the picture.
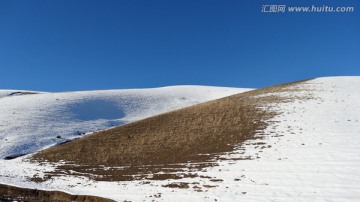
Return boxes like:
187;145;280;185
0;86;250;158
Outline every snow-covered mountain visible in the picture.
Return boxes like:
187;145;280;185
0;86;250;158
0;77;359;202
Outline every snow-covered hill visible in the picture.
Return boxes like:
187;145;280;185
0;86;250;158
0;77;359;202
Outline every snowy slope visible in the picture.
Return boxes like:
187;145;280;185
1;76;360;202
0;86;250;158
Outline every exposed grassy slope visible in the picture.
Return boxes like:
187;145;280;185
0;183;115;202
33;80;310;181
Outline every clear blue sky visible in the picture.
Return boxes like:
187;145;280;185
0;0;359;91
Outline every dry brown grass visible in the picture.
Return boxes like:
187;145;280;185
0;183;115;202
32;79;311;181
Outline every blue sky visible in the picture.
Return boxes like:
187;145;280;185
0;0;359;91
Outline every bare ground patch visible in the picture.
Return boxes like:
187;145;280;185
0;183;115;202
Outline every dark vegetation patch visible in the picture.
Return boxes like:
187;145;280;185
31;79;313;181
209;179;223;182
203;185;217;188
162;182;190;189
4;154;26;160
7;92;39;96
0;183;115;202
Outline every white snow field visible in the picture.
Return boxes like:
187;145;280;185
0;86;250;159
0;76;360;202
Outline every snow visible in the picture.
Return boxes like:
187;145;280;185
0;85;250;158
1;76;360;202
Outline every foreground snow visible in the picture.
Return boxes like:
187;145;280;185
1;77;360;201
0;86;249;158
